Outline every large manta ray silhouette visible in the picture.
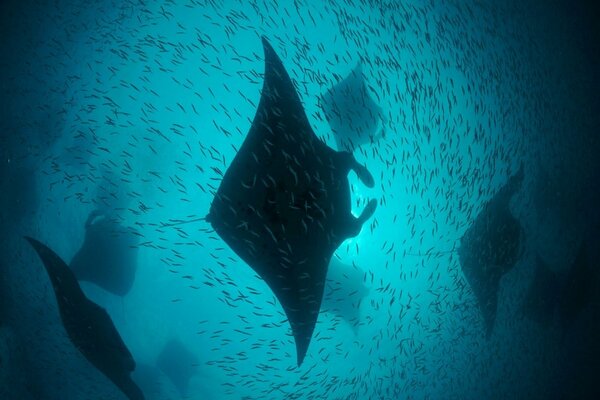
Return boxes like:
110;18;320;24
458;165;525;337
320;63;386;152
70;209;139;297
206;37;378;366
25;237;144;400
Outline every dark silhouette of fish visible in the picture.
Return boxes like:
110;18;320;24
70;209;139;296
458;164;524;336
206;37;377;365
25;237;144;400
156;338;198;396
320;63;386;152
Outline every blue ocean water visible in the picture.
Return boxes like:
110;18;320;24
1;0;598;399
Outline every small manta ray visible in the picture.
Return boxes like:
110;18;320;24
206;37;378;366
321;257;369;334
522;254;560;328
70;209;139;296
156;338;198;397
320;63;386;152
458;164;525;337
25;237;144;400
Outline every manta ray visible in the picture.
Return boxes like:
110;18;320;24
25;237;144;400
206;37;378;366
458;165;525;337
321;258;369;333
320;63;386;152
156;338;198;397
522;254;559;327
70;209;139;296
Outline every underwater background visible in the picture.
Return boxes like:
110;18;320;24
1;0;599;399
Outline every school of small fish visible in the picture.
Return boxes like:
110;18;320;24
1;0;598;399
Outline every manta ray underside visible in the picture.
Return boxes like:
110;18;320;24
206;38;377;366
458;165;525;337
320;63;385;152
25;237;144;400
70;209;139;296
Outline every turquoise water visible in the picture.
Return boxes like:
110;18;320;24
1;0;598;399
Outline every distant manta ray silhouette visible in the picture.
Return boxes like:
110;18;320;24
25;237;144;400
457;165;525;336
320;63;386;152
401;165;525;336
205;37;378;366
70;209;140;296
